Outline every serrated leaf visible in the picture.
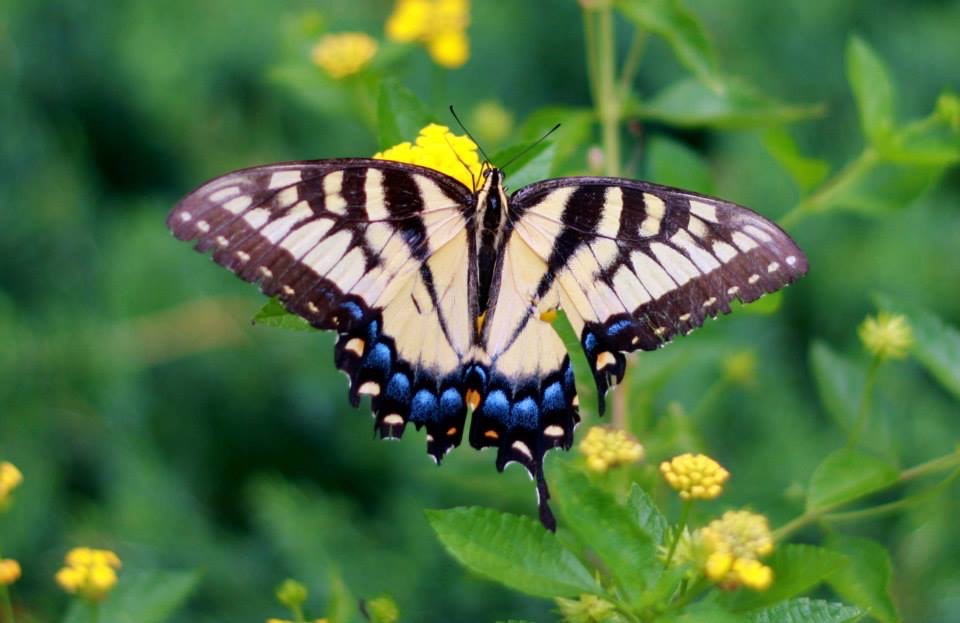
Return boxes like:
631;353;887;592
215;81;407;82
749;598;864;623
847;36;895;145
377;79;434;149
633;78;822;129
876;295;960;400
806;449;898;512
762;128;831;192
552;461;657;599
809;341;863;431
426;507;601;598
646;135;713;194
252;297;313;332
627;483;669;547
825;535;899;623
617;0;721;92
99;570;202;623
727;544;848;611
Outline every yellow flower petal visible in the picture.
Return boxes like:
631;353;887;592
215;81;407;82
311;32;378;79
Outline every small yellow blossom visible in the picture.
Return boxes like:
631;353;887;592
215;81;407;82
723;350;757;386
0;461;23;511
366;595;400;623
579;426;644;473
555;594;621;623
0;559;21;585
469;100;514;146
311;32;378;79
701;510;774;591
276;578;308;608
386;0;470;68
374;123;482;188
56;547;121;601
660;453;729;500
858;312;913;360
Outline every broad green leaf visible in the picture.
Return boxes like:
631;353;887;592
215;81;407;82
426;507;601;598
552;461;657;599
617;0;721;92
100;570;202;623
514;106;595;174
327;569;359;623
727;544;848;611
809;341;863;431
846;36;895;145
675;598;749;623
877;114;960;166
806;449;898;512
762;128;831;192
253;297;313;332
646;135;713;194
495;143;557;190
876;295;960;400
633;78;822;129
825;535;899;623
627;483;669;547
377;79;434;149
749;598;864;623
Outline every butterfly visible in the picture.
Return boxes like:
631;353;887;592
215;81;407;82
167;156;807;529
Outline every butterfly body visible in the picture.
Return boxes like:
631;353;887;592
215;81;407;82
168;157;807;529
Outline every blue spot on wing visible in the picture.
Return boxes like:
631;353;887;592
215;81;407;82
484;390;510;419
440;388;463;416
510;397;539;428
410;389;438;423
542;382;565;412
364;343;392;373
385;372;411;403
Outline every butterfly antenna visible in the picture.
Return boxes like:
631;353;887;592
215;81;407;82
449;105;493;164
500;123;561;173
442;131;479;191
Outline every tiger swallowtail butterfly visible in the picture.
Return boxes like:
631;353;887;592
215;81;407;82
167;157;807;530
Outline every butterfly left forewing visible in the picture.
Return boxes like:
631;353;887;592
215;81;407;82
510;177;808;409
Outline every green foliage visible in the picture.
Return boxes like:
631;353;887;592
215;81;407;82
749;598;863;623
847;36;896;146
825;535;897;623
377;79;435;150
806;450;898;512
253;297;313;331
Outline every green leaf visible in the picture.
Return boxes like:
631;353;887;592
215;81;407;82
825;535;899;623
806;449;898;512
514;106;595;174
253;297;313;332
727;544;848;611
876;295;960;400
426;507;601;598
646;135;713;194
99;570;202;623
877;114;960;166
327;569;359;623
762;128;831;192
749;598;864;623
826;159;943;214
627;483;669;547
617;0;721;92
495;142;557;190
675;598;749;623
809;341;863;431
846;36;895;144
733;290;783;315
552;461;657;599
633;78;821;129
377;79;434;149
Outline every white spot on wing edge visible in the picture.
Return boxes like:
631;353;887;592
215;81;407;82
223;195;252;214
269;170;302;189
383;414;404;426
179;212;192;222
544;425;565;438
731;231;759;252
689;200;718;223
358;381;380;396
511;440;533;460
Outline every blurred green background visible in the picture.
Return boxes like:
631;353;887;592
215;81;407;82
1;0;958;621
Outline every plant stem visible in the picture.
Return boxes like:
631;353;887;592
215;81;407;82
847;355;881;448
1;586;14;623
582;9;600;106
664;500;692;568
825;467;960;524
617;29;648;102
773;449;960;540
778;147;878;228
596;4;621;176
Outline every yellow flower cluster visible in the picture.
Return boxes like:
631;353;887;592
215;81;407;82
701;510;774;591
0;559;21;586
660;453;729;500
386;0;470;68
55;547;121;601
858;312;913;360
0;461;23;511
311;32;378;79
556;593;618;622
374;123;483;188
578;426;645;473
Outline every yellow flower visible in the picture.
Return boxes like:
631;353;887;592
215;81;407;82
578;426;644;473
555;594;620;623
311;32;378;79
374;123;482;188
660;453;729;500
469;100;514;146
0;559;21;586
701;510;774;591
0;461;23;511
56;547;121;601
275;578;308;608
723;350;757;386
385;0;470;68
366;595;400;623
858;312;913;360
